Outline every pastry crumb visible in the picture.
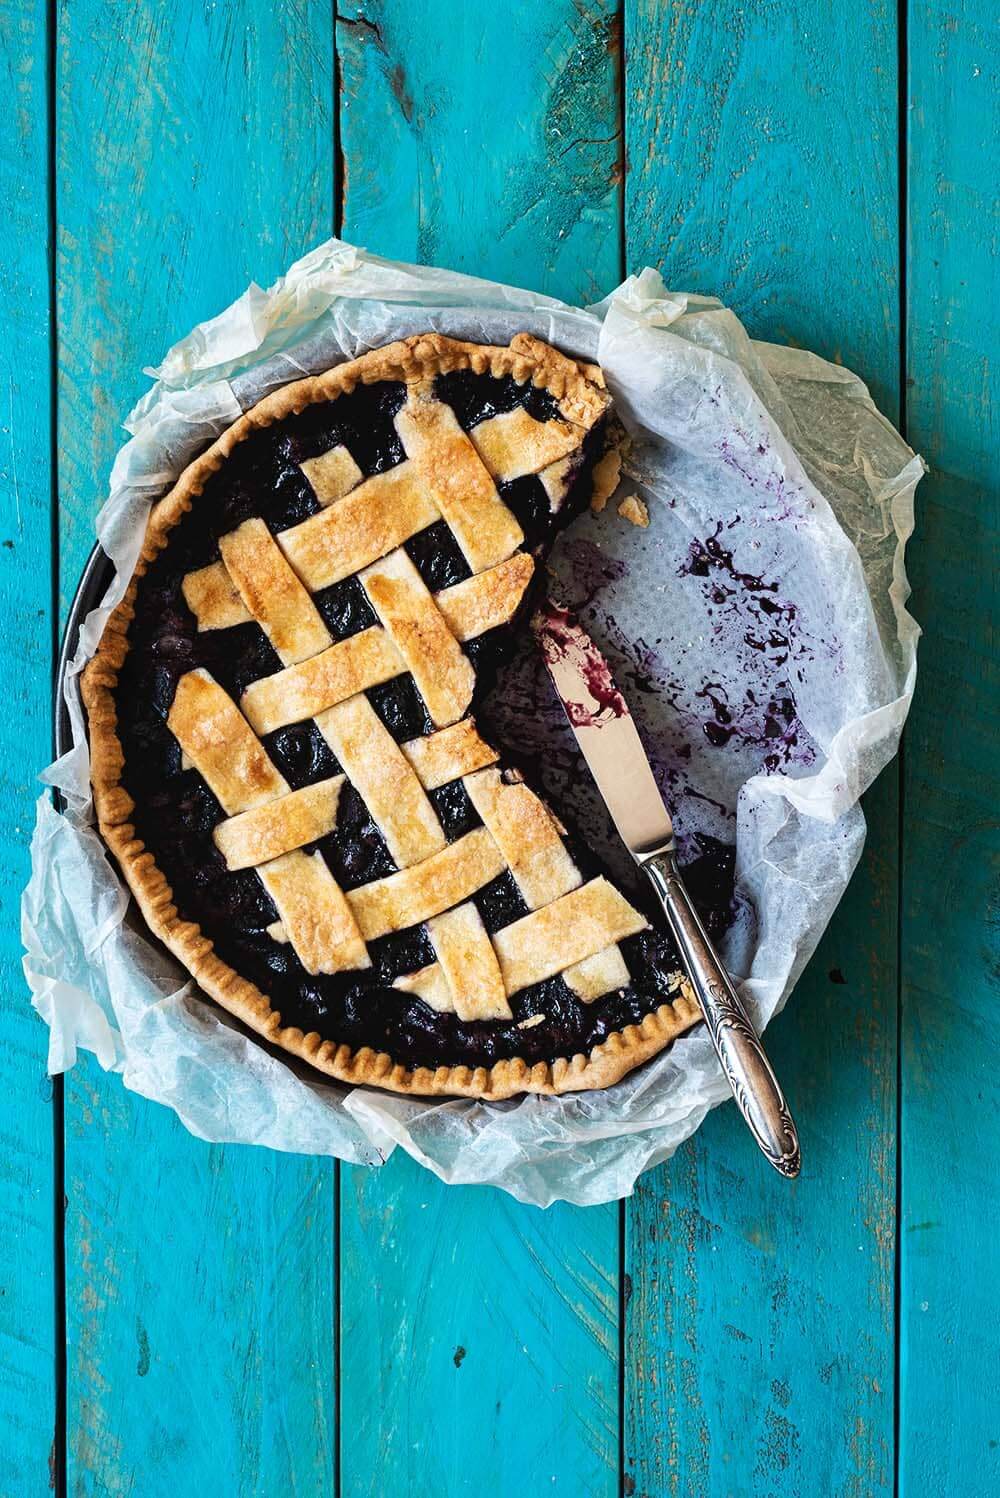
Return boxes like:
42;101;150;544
589;448;621;513
517;1013;545;1030
617;493;649;528
666;971;698;1006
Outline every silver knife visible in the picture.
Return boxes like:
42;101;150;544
532;598;801;1179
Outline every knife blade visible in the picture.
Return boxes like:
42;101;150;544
530;598;674;861
532;596;801;1179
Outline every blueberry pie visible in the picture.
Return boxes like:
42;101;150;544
84;334;700;1098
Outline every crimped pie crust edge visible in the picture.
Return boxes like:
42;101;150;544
81;332;701;1100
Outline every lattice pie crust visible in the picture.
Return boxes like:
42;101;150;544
83;334;700;1099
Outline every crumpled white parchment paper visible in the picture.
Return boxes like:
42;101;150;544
21;240;922;1206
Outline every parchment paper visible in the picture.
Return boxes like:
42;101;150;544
21;240;922;1205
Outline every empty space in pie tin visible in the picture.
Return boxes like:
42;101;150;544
28;244;920;1204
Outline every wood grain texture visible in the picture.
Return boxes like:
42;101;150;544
0;0;56;1490
337;0;622;304
56;4;336;1492
341;1155;619;1497
901;2;999;1491
623;2;900;1492
336;3;622;1493
625;0;899;418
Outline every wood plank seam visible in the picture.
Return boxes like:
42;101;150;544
1;0;61;1491
893;3;909;1491
48;0;68;1487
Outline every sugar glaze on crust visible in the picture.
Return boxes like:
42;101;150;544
82;333;701;1099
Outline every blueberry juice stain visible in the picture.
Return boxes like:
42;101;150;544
679;520;814;774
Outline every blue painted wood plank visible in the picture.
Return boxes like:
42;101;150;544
57;5;336;1492
901;3;999;1492
336;4;622;1493
623;3;900;1492
0;0;57;1489
337;0;622;305
342;1155;619;1496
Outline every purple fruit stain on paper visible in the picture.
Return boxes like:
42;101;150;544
677;518;815;773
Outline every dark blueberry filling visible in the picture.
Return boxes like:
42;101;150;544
312;577;379;640
474;870;530;935
497;474;554;546
427;779;480;841
367;676;434;741
367;926;437;986
675;832;738;945
114;368;719;1071
200;623;282;704
405;519;471;592
310;783;397;892
279;379;408;472
434;369;562;430
262;723;340;790
463;625;518;682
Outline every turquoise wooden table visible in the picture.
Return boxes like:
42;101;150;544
2;2;997;1493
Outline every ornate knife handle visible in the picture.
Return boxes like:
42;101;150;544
642;848;801;1179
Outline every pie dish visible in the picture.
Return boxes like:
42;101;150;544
83;332;701;1099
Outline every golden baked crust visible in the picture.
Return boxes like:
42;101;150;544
82;332;701;1100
